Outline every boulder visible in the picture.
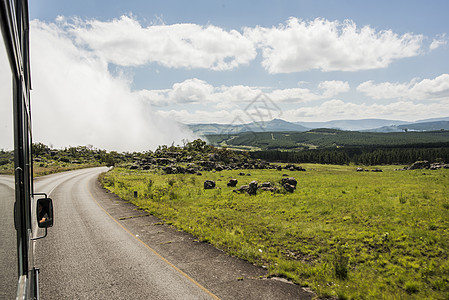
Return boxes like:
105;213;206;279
204;180;216;189
281;177;297;188
283;183;296;193
227;179;238;187
233;185;249;193
259;186;278;193
260;182;272;188
407;161;430;170
247;181;258;195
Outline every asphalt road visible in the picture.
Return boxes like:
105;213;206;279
34;167;314;300
34;167;215;299
0;175;17;299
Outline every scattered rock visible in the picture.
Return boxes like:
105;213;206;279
260;182;272;188
285;164;306;171
233;185;249;193
247;181;258;195
281;177;297;188
283;183;296;193
407;160;430;170
204;180;216;189
227;179;238;187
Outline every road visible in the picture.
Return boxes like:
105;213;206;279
0;175;17;299
34;167;216;299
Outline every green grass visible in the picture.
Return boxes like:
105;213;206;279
102;164;449;299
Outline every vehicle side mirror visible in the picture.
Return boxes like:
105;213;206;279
37;198;53;228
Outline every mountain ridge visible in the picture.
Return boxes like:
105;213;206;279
186;117;449;135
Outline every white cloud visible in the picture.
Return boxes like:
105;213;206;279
430;34;447;50
157;109;242;124
282;99;449;122
159;98;449;124
357;74;449;101
318;80;350;98
137;79;348;107
62;15;256;70
30;20;197;151
244;17;424;73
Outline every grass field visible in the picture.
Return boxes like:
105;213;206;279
102;164;449;299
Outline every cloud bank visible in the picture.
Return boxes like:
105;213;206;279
136;78;349;107
357;74;449;101
61;15;256;70
30;20;196;151
55;15;430;73
244;18;424;73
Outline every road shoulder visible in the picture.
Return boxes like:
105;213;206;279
91;177;315;300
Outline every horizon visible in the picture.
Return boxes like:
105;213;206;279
183;116;449;126
20;0;449;151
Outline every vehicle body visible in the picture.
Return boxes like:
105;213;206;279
1;0;53;298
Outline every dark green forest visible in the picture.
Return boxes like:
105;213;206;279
251;147;449;165
207;129;449;165
206;128;449;150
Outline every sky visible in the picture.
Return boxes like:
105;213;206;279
25;0;449;151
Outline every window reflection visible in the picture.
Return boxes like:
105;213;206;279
0;27;18;299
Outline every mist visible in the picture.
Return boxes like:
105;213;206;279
29;20;198;152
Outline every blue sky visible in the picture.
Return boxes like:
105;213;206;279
27;0;449;150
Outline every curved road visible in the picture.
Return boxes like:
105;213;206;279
34;167;216;299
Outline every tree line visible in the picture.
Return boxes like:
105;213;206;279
250;146;449;166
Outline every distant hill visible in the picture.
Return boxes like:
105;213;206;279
294;119;410;131
186;117;449;135
187;118;309;135
369;121;449;132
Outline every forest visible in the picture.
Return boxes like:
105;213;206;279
206;129;449;165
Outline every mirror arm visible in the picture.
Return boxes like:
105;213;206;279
31;227;48;241
33;192;48;199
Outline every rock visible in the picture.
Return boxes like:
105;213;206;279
407;160;430;170
233;185;249;193
356;167;364;172
283;183;295;193
259;186;278;193
285;164;306;171
247;181;258;195
227;179;238;187
260;182;272;188
371;169;383;172
281;177;297;188
204;180;216;189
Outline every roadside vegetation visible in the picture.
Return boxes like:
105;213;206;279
102;164;449;299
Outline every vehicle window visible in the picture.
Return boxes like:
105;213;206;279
0;27;18;299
